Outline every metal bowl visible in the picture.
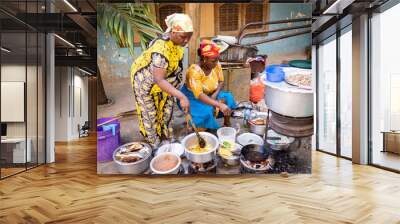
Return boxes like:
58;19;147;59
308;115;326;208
181;132;219;163
219;143;242;166
237;133;264;146
221;155;240;166
248;120;267;136
112;142;152;174
150;152;181;175
266;129;295;151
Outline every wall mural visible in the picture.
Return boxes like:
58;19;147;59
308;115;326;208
97;2;313;175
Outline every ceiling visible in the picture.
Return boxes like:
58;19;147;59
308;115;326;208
0;0;97;74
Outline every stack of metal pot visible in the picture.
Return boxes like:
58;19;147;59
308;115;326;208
262;70;314;138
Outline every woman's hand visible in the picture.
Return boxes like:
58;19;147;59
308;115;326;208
211;92;218;100
179;95;190;114
218;103;231;116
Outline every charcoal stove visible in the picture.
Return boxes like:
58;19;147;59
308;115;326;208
239;155;273;174
268;110;313;138
188;159;217;174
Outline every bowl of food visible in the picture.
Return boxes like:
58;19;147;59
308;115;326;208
150;152;181;175
113;142;152;174
248;117;267;136
181;132;219;163
219;141;242;166
285;72;312;90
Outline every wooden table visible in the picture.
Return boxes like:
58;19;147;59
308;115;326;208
381;131;400;154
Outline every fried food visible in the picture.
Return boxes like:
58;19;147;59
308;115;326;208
127;142;143;152
286;74;311;87
250;118;266;125
115;153;142;163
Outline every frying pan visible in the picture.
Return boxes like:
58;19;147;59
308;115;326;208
240;144;269;163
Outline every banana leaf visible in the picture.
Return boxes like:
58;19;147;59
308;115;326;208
97;3;163;56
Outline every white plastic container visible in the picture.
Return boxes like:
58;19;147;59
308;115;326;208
217;127;238;145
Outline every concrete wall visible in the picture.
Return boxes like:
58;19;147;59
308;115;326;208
241;3;311;63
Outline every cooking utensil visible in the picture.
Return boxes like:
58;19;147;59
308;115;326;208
113;142;152;174
217;125;240;145
248;119;267;136
182;132;218;163
266;137;281;140
241;144;269;163
237;133;264;146
150;152;181;175
221;154;240;166
185;114;206;148
266;129;295;151
219;143;242;166
262;73;313;118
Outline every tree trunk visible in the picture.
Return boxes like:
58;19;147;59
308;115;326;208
97;66;108;105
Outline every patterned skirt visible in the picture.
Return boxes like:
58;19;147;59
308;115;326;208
132;68;181;148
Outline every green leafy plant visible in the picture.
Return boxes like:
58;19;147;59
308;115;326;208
97;3;163;56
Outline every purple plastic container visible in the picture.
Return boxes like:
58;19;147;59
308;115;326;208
97;117;121;162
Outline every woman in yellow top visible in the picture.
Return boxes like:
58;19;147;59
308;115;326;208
180;40;236;130
130;13;193;148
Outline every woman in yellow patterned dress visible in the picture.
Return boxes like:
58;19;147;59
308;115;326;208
130;14;193;148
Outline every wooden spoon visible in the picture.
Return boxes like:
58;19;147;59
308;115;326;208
185;114;206;148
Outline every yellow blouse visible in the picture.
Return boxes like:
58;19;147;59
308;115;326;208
186;63;224;98
130;35;184;95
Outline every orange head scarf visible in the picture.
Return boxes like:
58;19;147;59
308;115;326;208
199;40;220;58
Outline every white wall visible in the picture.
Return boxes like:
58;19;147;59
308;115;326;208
1;64;46;164
54;67;89;141
55;66;69;141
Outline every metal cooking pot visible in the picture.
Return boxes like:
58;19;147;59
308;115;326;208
220;143;242;166
241;144;269;163
181;132;219;163
248;120;267;136
263;77;313;118
113;142;152;174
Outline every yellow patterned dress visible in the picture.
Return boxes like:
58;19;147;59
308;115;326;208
130;35;184;148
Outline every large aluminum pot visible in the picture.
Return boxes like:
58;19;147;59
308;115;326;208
262;75;313;118
181;132;219;163
113;142;152;174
